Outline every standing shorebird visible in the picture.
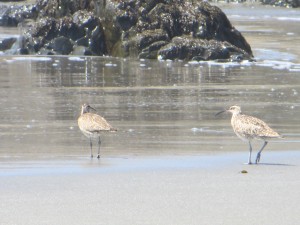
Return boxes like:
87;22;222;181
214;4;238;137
216;105;282;164
78;103;117;158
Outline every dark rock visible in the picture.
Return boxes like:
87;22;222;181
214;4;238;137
0;0;254;61
122;29;169;58
35;0;95;18
58;17;84;41
0;5;37;27
145;3;182;37
36;0;60;18
0;37;17;51
89;26;107;55
18;48;29;55
117;0;253;60
30;17;58;40
158;36;251;62
158;36;206;60
47;36;73;55
22;10;106;56
133;29;168;50
139;40;169;59
116;1;138;31
72;10;99;31
195;2;252;55
76;32;89;47
2;36;29;55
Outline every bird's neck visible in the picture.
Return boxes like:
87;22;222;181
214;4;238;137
81;109;88;115
232;111;241;116
231;112;241;120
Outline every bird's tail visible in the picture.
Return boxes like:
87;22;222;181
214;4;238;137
110;127;117;132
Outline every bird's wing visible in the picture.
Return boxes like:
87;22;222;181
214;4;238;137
238;115;279;137
78;113;114;132
90;113;114;131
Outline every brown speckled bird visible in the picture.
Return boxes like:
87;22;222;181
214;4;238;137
78;103;117;158
216;105;282;164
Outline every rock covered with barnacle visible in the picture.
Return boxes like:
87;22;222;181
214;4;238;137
0;0;253;62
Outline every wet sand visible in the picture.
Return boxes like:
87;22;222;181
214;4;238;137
1;151;300;225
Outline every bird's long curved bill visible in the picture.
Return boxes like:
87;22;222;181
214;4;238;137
215;110;226;117
89;106;97;112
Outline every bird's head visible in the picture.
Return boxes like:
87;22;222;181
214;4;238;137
81;103;96;115
215;105;242;116
226;105;241;115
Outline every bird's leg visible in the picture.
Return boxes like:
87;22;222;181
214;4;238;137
248;141;253;165
256;141;268;164
97;136;101;159
89;137;93;158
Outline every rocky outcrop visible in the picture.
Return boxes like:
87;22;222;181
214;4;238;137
0;37;17;51
23;10;107;55
0;0;254;61
116;1;252;61
0;4;37;27
157;36;251;61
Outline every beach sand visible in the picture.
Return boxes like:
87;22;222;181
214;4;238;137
1;151;300;225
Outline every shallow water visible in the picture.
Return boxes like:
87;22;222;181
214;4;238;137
0;4;299;160
220;3;300;63
0;55;299;159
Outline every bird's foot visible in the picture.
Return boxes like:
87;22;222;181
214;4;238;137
255;153;261;164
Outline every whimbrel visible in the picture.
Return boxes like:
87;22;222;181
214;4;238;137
78;103;117;158
216;105;282;164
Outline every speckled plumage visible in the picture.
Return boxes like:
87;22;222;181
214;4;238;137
78;103;117;158
78;113;115;136
231;113;281;141
218;105;281;164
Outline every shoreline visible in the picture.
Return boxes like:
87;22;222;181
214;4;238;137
1;150;298;175
1;153;225;176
